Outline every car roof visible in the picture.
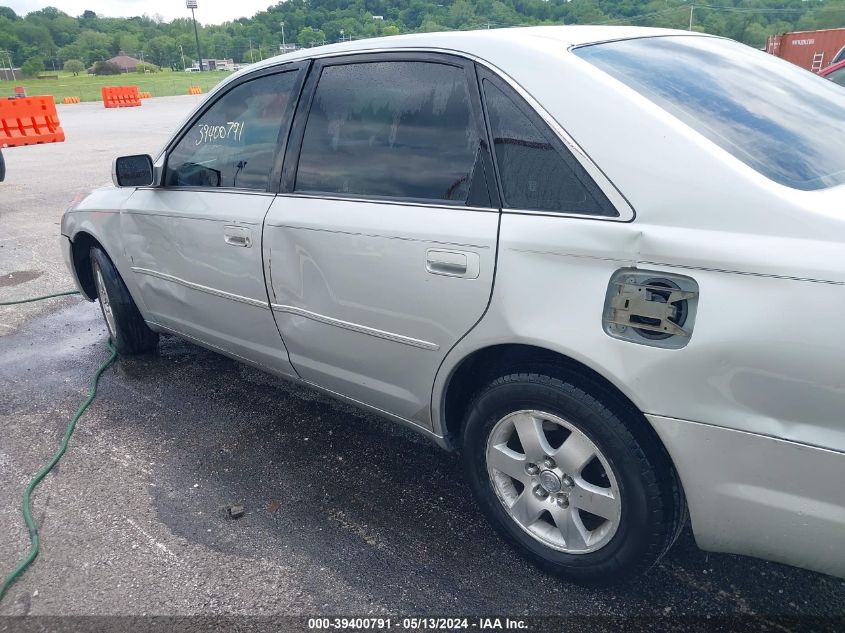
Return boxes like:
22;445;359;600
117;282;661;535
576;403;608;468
246;25;701;72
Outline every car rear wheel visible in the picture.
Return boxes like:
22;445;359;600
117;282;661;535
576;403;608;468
90;245;158;355
462;370;683;585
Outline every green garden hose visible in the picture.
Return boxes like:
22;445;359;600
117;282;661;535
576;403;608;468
0;289;80;306
0;289;116;604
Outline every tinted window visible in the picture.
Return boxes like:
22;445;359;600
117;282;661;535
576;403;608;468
483;79;616;216
828;67;845;88
575;37;845;191
166;72;298;190
295;61;481;202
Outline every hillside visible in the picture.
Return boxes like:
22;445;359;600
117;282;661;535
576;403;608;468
1;1;844;74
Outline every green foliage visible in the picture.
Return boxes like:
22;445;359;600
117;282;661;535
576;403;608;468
20;55;44;77
92;60;121;75
298;26;326;46
63;58;84;75
135;62;160;73
0;1;843;70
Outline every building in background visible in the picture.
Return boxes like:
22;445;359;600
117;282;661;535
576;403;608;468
106;53;144;73
766;28;845;72
198;58;236;71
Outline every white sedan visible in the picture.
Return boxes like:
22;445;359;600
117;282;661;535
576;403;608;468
62;26;845;584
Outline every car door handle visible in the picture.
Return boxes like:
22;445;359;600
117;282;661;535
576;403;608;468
426;249;479;279
223;225;252;248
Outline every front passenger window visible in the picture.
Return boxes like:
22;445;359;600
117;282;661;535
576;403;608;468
165;72;298;190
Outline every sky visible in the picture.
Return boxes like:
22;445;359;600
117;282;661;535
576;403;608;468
5;0;275;25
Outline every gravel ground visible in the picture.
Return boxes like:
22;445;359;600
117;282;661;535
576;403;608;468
0;95;843;630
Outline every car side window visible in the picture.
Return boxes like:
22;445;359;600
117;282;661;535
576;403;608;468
481;79;617;217
828;67;845;87
294;61;482;203
165;71;298;190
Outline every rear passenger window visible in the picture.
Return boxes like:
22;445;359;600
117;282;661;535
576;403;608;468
482;80;617;216
295;61;482;203
165;71;298;190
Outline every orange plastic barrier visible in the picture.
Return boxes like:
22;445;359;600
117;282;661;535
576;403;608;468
139;91;152;99
0;96;65;147
101;85;141;108
188;86;203;95
62;96;81;104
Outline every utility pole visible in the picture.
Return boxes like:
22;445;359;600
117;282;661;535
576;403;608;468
187;0;204;71
281;22;286;51
688;3;695;31
249;39;255;63
1;50;15;80
180;44;186;70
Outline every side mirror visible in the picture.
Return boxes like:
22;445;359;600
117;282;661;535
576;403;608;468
113;154;154;187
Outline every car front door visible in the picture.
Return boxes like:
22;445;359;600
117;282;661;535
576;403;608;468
121;64;306;376
262;54;500;427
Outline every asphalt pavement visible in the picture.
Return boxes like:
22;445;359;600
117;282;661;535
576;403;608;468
0;95;843;627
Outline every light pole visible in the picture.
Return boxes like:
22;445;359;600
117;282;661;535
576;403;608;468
186;0;203;71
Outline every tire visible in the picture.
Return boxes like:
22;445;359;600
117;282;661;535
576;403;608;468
90;245;159;355
462;369;683;585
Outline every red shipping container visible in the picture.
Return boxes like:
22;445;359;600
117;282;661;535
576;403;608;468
766;28;845;72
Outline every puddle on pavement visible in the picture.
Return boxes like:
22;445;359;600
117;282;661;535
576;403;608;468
0;269;43;287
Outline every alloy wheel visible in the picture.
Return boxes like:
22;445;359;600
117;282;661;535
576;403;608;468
485;409;621;554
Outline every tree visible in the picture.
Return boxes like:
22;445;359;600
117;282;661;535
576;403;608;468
118;33;140;55
297;26;325;47
63;58;84;75
68;29;111;66
211;32;233;58
20;55;44;77
135;62;159;73
92;60;120;75
145;35;177;68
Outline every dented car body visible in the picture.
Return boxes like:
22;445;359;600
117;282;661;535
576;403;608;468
61;27;845;582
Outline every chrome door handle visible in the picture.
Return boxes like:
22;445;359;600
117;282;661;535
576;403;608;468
426;249;480;279
223;225;252;248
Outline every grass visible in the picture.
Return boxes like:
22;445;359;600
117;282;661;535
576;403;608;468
1;70;230;103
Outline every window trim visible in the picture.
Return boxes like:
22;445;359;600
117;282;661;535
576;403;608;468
160;61;309;194
279;52;500;209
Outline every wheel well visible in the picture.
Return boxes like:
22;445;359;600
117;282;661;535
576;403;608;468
70;231;100;300
444;343;688;552
442;344;664;454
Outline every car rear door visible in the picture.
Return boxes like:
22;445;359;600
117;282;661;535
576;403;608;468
121;63;306;377
262;53;500;427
